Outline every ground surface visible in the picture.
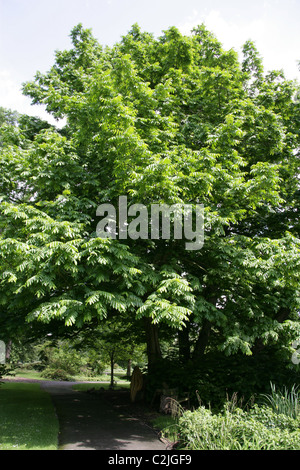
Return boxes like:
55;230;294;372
3;378;168;451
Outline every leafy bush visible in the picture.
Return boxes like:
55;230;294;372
249;404;300;432
38;340;85;376
0;364;15;384
41;367;74;381
176;401;300;450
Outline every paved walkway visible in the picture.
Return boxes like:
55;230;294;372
41;381;167;451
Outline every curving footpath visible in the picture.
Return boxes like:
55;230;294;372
40;381;167;451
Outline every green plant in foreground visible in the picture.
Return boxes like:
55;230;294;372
260;382;300;419
176;397;300;450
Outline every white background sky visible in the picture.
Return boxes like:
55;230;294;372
0;0;299;123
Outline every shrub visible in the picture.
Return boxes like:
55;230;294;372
249;404;300;432
176;401;300;450
0;364;15;384
38;340;85;376
41;367;74;381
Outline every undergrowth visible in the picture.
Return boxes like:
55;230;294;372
155;385;300;450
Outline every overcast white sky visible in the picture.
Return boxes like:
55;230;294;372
0;0;299;123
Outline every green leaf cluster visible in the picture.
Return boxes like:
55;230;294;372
178;401;300;450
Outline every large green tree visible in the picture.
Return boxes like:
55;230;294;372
1;24;300;373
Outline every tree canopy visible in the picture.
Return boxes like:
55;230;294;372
0;23;300;372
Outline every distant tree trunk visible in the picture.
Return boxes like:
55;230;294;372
144;318;162;369
127;358;132;377
110;348;115;388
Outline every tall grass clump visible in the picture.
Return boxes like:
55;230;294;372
260;382;300;419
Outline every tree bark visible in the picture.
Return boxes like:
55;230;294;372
144;317;162;369
127;358;132;377
192;293;217;361
192;319;212;361
110;349;115;388
178;325;190;361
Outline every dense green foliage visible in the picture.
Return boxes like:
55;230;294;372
158;384;300;450
177;401;300;450
142;351;300;408
0;364;15;382
0;23;300;399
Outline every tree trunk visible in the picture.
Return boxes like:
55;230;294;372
127;358;132;377
192;319;212;361
178;326;190;361
192;294;217;361
144;317;162;369
110;349;115;388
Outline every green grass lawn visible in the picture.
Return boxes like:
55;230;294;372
72;381;130;391
8;369;50;381
0;382;59;450
10;367;130;385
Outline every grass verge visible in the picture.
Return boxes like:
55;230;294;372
9;368;131;385
151;415;180;444
0;382;59;450
72;382;130;391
